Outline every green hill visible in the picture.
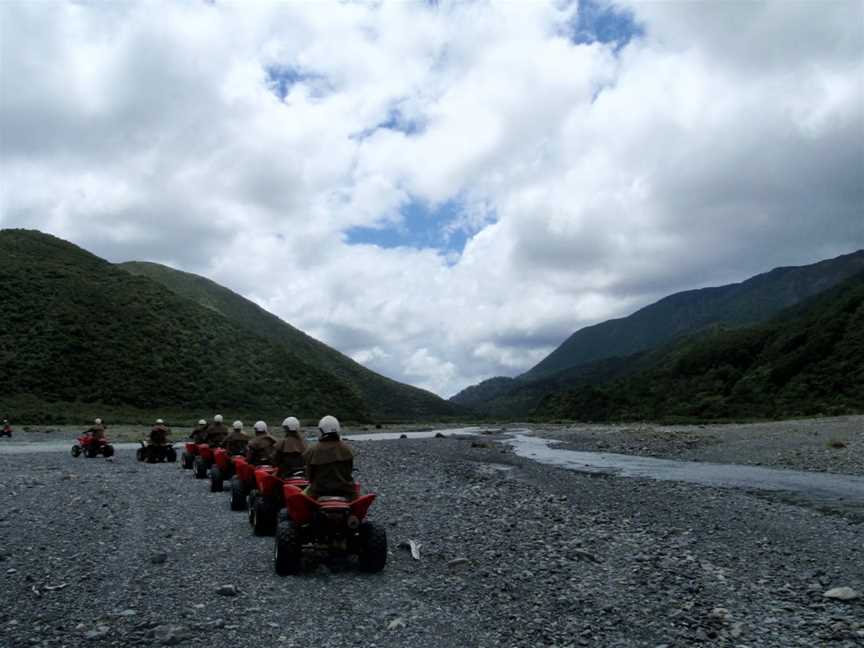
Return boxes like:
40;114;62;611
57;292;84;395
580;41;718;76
535;272;864;421
526;250;864;380
118;261;459;419
452;250;864;411
0;229;369;424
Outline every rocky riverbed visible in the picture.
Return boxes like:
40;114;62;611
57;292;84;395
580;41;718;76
0;436;862;648
525;416;864;476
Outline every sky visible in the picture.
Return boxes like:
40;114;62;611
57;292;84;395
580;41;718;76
1;0;862;399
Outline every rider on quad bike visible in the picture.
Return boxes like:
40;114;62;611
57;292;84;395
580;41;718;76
150;419;170;445
303;415;355;499
87;418;107;441
223;420;250;456
246;420;277;466
273;415;386;575
189;419;208;444
1;419;12;438
139;418;176;463
204;414;228;447
273;417;307;475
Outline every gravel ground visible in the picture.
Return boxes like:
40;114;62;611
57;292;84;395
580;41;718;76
526;416;864;476
1;437;863;648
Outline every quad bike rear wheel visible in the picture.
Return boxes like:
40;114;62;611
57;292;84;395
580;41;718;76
230;477;246;511
166;447;177;463
85;444;98;458
136;447;145;462
357;522;388;573
210;465;224;492
102;445;114;458
274;520;303;576
181;452;193;469
253;496;278;536
193;456;207;479
247;490;260;526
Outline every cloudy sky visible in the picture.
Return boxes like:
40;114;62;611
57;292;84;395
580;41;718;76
1;0;862;398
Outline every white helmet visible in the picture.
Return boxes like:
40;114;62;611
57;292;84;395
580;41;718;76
214;414;224;423
198;419;206;426
155;418;164;425
254;420;268;433
232;420;243;430
94;418;102;425
318;415;340;436
282;417;300;432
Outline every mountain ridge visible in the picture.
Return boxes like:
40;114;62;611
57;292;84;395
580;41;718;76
119;261;459;418
451;249;864;411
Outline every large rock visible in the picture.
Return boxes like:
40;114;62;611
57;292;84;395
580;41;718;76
823;587;862;601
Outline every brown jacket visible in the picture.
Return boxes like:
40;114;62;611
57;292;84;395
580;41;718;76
246;434;277;465
149;425;170;445
222;430;250;456
189;425;208;444
303;439;355;499
273;432;307;475
205;422;228;447
87;424;106;440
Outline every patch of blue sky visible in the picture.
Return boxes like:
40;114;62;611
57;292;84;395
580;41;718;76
567;0;644;52
265;64;331;100
346;198;474;255
350;104;427;142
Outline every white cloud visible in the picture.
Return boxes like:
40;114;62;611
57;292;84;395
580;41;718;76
1;0;862;398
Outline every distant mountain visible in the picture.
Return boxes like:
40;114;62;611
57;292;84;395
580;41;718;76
536;271;864;421
451;250;864;412
119;261;459;419
0;229;370;423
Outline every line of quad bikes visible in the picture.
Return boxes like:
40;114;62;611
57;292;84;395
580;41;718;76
69;433;387;576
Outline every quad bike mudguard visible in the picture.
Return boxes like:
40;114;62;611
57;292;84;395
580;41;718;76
255;467;280;497
214;448;232;472
197;444;213;462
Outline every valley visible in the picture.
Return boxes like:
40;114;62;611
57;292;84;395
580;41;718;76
1;421;863;647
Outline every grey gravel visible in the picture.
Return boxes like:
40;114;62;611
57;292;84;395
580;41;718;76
528;415;864;475
0;435;863;647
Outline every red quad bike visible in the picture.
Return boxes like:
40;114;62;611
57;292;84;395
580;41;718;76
193;444;214;479
209;448;236;492
181;442;199;470
136;441;178;463
248;468;309;536
229;457;259;511
273;485;386;576
1;424;12;438
71;435;114;458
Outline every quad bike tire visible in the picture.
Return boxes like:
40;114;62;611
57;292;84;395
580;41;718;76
247;490;260;526
210;465;224;493
165;447;177;463
193;456;208;479
357;522;388;573
253;496;278;536
230;477;247;511
181;452;193;469
71;446;82;458
274;520;303;576
102;445;114;458
136;447;145;462
85;444;98;459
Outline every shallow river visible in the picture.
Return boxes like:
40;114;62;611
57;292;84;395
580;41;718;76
504;433;864;520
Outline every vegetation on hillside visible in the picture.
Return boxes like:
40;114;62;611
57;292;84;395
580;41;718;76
526;249;864;380
535;273;864;421
0;230;369;424
120;261;460;419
